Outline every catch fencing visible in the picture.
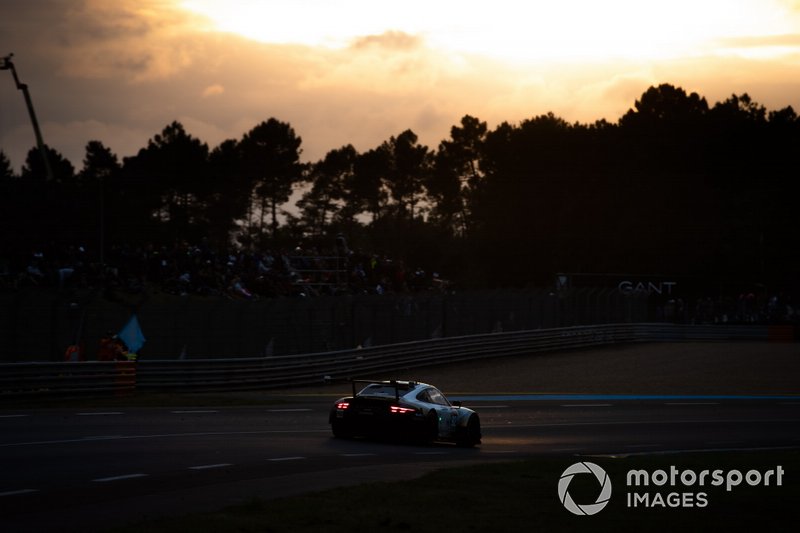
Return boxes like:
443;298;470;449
0;287;648;362
1;323;792;399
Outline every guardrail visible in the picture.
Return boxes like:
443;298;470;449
0;361;136;399
0;323;793;399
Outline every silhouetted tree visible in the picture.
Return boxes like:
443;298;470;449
299;144;357;236
0;151;14;182
76;141;121;261
351;147;390;222
21;145;75;182
79;141;120;184
207;138;250;247
122;121;210;242
1;83;798;297
240;119;304;241
380;130;430;220
429;115;487;235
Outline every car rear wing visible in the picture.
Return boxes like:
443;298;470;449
350;379;416;402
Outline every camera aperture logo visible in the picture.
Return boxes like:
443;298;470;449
558;462;612;516
558;461;785;515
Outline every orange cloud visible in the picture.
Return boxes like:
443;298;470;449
350;31;423;51
202;84;225;97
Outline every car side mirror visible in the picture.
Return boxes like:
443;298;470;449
452;401;462;407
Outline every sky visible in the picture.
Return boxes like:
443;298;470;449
1;0;800;172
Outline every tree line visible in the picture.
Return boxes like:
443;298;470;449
1;83;798;292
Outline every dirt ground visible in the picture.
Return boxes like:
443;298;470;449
275;342;800;397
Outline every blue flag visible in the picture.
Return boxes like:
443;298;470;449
118;314;146;354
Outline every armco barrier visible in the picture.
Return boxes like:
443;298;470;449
0;323;785;398
0;361;136;399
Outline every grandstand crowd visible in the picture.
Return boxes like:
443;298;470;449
1;241;795;325
0;241;447;299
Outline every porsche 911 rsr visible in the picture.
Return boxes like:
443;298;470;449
329;380;481;447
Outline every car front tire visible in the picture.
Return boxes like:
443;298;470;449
456;414;481;448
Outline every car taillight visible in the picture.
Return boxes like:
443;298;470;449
390;405;416;414
336;402;350;410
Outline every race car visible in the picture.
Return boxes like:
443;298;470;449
329;380;481;447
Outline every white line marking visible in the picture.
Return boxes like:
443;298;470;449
171;410;219;414
414;451;449;455
483;417;800;430
0;489;38;497
77;412;124;416
705;441;743;446
188;463;232;470
267;408;313;413
664;402;720;406
561;404;613;408
340;453;376;457
0;414;29;419
483;450;519;454
93;474;148;483
0;429;331;448
590;445;800;458
81;436;123;441
465;406;508;409
268;456;305;462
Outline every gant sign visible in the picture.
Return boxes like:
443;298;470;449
618;280;677;296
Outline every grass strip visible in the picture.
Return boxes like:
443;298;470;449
111;449;799;532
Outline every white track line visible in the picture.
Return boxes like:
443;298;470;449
188;463;232;470
0;415;29;419
414;451;449;455
0;489;38;497
76;412;124;416
664;402;720;406
340;453;377;457
483;417;800;429
171;410;219;414
267;409;313;413
483;450;519;454
0;429;330;448
561;404;613;408
93;474;148;483
268;456;305;462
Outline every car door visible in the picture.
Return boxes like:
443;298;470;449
426;387;459;437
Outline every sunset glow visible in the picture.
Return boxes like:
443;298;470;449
181;0;800;63
2;0;800;171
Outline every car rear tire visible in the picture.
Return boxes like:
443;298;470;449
331;419;352;439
